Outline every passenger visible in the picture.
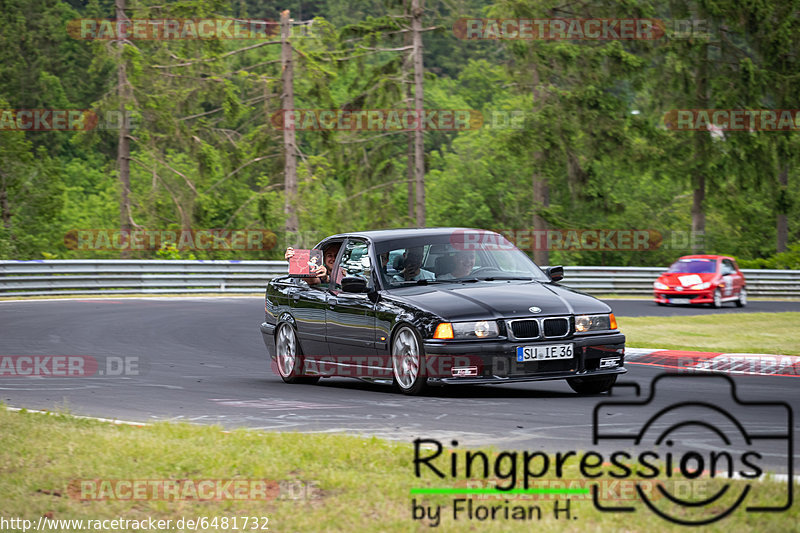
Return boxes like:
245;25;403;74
378;252;391;276
393;247;435;282
438;251;476;280
285;243;342;286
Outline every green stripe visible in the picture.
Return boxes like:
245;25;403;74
410;488;589;495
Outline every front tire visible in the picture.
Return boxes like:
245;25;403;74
735;287;747;307
567;375;617;395
391;326;427;395
712;288;723;308
275;323;319;385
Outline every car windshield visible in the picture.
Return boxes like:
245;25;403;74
374;231;549;288
667;258;717;274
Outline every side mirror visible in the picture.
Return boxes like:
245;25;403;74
545;265;564;282
341;276;368;293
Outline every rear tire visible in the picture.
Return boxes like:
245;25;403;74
275;323;319;385
391;326;427;395
567;375;617;395
735;287;747;308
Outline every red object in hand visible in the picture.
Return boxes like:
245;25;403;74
288;249;323;276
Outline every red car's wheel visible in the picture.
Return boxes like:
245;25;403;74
736;287;747;307
712;288;723;308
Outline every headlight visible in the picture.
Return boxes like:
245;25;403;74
575;313;616;333
433;320;500;339
653;281;668;290
689;282;711;290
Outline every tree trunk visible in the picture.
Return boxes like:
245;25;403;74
530;63;549;265
0;174;10;235
404;0;414;224
691;51;708;254
533;170;549;266
406;129;414;224
777;163;788;252
411;0;425;227
281;10;299;235
116;0;131;258
691;171;705;252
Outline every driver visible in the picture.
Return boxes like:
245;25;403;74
393;247;435;282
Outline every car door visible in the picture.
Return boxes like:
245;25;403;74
720;259;737;297
291;239;345;359
722;258;743;295
325;239;379;366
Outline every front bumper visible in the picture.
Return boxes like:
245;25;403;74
422;332;626;385
654;290;713;304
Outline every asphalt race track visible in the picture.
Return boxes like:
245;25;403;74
605;298;800;317
1;297;797;476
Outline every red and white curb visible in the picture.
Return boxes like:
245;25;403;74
625;348;800;377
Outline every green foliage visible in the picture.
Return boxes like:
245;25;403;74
1;0;799;268
737;242;800;270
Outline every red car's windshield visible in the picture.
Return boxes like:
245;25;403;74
667;258;717;274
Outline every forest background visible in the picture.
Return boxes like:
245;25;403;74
1;0;799;269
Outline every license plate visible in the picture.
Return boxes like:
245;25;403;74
669;298;691;304
517;344;573;362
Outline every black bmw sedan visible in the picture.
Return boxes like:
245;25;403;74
259;228;626;395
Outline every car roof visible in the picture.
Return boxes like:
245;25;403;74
677;255;733;261
323;227;484;244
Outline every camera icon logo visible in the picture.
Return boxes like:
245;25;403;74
592;373;793;525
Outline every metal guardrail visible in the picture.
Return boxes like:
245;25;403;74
0;260;799;297
0;260;287;297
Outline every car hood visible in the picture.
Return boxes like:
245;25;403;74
386;281;611;321
658;272;718;287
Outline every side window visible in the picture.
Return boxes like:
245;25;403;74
307;241;343;290
722;260;735;275
335;240;373;289
384;245;433;285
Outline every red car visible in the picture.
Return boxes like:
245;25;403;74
653;255;747;308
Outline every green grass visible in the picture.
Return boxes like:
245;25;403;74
619;312;800;355
1;408;796;532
